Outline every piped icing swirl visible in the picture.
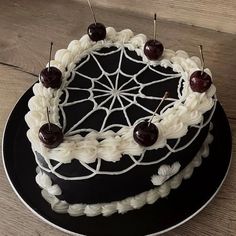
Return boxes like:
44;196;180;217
25;27;216;164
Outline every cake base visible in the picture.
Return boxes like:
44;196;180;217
35;126;213;217
2;86;232;236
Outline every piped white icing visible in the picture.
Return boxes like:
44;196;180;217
151;162;181;186
35;169;61;196
25;27;216;166
36;126;214;216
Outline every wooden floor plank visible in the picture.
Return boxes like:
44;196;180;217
75;0;236;34
0;0;235;235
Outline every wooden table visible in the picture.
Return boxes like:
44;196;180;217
0;0;235;235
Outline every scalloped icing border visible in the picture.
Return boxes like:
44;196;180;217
25;27;216;164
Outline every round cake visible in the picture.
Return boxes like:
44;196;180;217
25;27;216;217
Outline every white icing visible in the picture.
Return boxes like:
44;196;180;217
146;189;160;205
36;171;61;196
68;204;86;217
151;162;181;186
36;126;213;216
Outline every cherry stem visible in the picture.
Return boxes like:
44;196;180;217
87;0;97;24
46;107;51;131
148;91;169;126
199;45;205;75
48;42;53;72
154;13;157;40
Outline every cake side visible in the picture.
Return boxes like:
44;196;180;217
35;124;214;217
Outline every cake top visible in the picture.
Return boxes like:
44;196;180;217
25;27;216;165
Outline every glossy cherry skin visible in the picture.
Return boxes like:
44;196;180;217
87;22;106;42
144;39;164;60
190;70;212;93
38;123;63;148
40;67;62;89
133;121;159;147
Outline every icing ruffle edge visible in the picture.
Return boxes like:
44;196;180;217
25;27;216;164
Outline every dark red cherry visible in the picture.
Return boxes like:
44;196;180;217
39;123;63;148
133;121;158;147
190;70;212;93
87;22;106;42
40;67;62;89
144;39;164;60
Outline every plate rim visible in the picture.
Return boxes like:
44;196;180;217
2;148;233;236
1;87;233;236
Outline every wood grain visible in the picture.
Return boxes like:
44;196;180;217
0;0;236;235
75;0;236;34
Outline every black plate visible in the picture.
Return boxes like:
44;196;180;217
2;87;232;236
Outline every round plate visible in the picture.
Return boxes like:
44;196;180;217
2;87;232;236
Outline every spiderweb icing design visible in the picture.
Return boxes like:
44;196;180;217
60;46;181;135
25;28;217;176
34;45;217;181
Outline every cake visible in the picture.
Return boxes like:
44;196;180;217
25;27;216;217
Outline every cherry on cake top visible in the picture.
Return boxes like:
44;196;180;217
39;123;64;148
38;108;64;148
87;23;106;42
133;121;159;147
144;40;164;61
133;92;168;147
189;45;212;93
40;42;62;89
144;13;164;60
86;0;106;42
190;70;212;93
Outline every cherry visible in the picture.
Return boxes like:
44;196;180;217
40;67;62;89
40;42;62;89
87;23;106;42
190;70;212;93
133;121;158;147
144;39;164;60
144;14;164;60
133;91;168;147
38;123;63;148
